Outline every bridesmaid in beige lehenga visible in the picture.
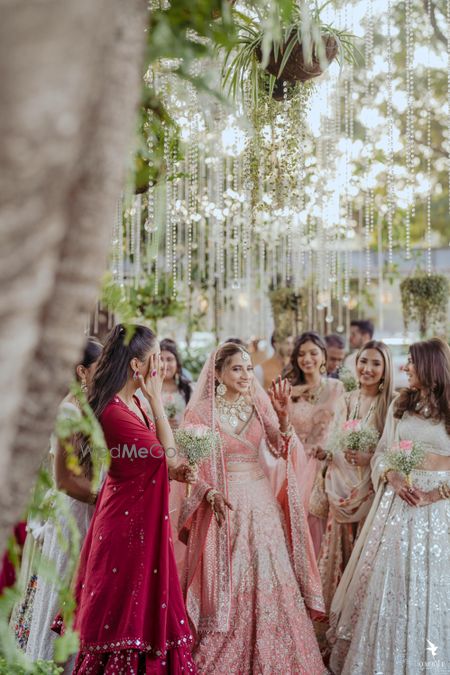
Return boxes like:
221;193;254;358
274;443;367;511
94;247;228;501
317;341;394;621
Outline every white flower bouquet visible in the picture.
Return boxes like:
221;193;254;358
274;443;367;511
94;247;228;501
386;440;426;486
338;367;358;392
174;424;220;495
334;419;380;455
164;394;184;421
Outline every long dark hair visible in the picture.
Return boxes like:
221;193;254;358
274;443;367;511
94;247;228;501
77;337;103;378
284;331;327;386
89;324;157;418
394;337;450;435
160;338;192;405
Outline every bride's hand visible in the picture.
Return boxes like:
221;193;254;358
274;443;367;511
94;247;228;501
208;492;233;527
311;445;327;461
269;376;291;421
169;464;198;484
387;471;420;506
138;354;166;401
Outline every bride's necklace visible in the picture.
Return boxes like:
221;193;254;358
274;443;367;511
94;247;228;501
216;394;252;429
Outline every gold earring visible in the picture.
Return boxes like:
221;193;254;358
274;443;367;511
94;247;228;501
81;379;88;393
320;363;327;374
378;380;384;392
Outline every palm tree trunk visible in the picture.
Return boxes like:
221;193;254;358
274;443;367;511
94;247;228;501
0;0;148;552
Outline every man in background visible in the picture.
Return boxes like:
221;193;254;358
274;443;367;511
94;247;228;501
343;319;374;375
255;331;294;391
324;334;346;378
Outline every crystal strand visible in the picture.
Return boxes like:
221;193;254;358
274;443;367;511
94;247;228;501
426;0;433;275
134;194;142;287
145;181;154;273
386;0;395;265
232;157;241;290
405;0;414;257
117;196;124;288
364;0;374;284
447;0;450;215
164;124;172;279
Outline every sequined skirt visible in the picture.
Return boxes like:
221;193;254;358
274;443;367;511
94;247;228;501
193;466;326;675
331;469;450;675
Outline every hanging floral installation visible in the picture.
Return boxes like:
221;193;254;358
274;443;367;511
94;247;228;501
102;0;450;341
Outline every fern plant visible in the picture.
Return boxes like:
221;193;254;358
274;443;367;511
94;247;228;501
222;1;357;102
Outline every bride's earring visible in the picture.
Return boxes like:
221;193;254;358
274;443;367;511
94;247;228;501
216;381;227;397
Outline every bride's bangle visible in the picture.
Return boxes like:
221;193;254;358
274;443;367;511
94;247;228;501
206;488;219;508
280;424;293;439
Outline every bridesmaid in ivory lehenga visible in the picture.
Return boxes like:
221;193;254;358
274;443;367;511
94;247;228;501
177;342;326;675
328;338;450;675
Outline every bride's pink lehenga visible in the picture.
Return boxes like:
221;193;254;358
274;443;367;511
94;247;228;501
177;353;326;675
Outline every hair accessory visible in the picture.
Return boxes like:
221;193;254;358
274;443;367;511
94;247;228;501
151;369;158;378
240;348;250;361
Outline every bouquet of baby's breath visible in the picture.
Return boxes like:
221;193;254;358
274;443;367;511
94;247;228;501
175;425;220;495
164;394;184;421
338;367;358;392
386;440;426;486
334;419;380;454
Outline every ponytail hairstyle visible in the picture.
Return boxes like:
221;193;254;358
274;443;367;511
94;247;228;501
160;338;192;405
89;324;157;418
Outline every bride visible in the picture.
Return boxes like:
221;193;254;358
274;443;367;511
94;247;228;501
176;341;326;674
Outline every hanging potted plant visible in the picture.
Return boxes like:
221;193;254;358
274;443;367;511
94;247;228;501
400;272;449;338
222;1;356;102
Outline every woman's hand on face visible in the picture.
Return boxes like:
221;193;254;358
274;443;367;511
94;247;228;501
344;449;371;467
269;376;291;419
169;464;198;484
138;354;166;401
210;492;233;527
387;471;421;506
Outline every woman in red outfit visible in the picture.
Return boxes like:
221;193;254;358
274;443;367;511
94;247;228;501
67;324;197;674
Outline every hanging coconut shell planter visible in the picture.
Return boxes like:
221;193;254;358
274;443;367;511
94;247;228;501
256;34;339;83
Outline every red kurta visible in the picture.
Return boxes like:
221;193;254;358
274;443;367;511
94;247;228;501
67;396;195;674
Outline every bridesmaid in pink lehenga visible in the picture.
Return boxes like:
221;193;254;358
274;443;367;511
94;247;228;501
285;332;346;557
177;343;326;675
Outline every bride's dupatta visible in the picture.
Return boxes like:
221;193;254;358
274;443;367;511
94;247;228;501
177;351;324;637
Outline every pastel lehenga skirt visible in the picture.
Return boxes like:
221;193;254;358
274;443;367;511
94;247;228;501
193;464;326;675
